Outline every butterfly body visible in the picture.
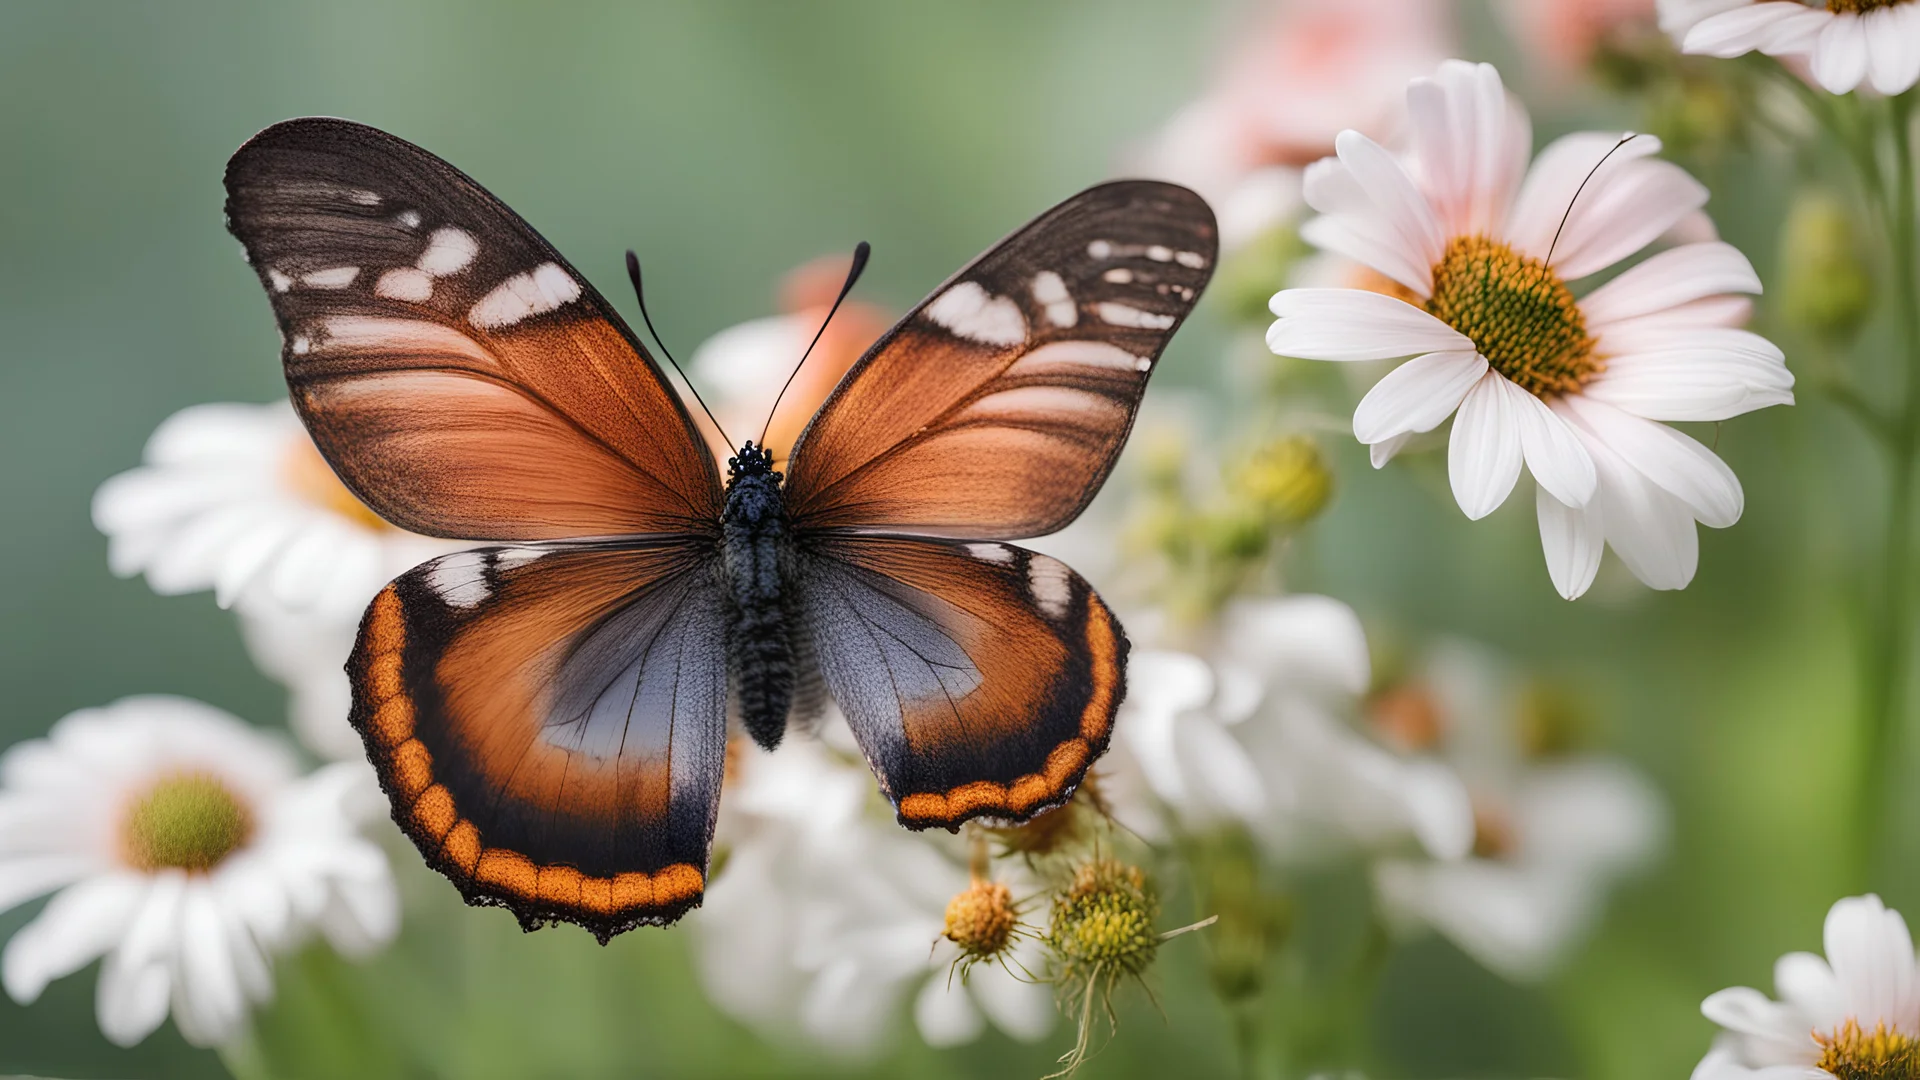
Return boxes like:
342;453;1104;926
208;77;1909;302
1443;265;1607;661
720;442;797;751
223;117;1216;939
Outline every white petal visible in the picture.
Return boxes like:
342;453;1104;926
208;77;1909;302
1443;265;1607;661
1552;159;1710;281
1536;487;1603;600
1178;717;1268;822
1702;986;1802;1040
1448;373;1525;520
1506;133;1663;263
0;855;93;914
3;874;145;1004
1580;243;1763;330
1371;432;1415;469
1508;383;1597;507
1867;7;1920;94
1408;61;1528;239
914;975;984;1047
1683;5;1831;58
1559;397;1744;527
968;951;1053;1041
1584;347;1795;423
1267;290;1471;361
96;948;172;1048
1221;595;1371;697
1352;351;1488;444
1399;759;1476;861
1824;894;1919;1028
1775;951;1845;1033
1334;130;1445;274
1570;424;1702;590
1811;15;1870;95
175;880;248;1046
1298;216;1435;298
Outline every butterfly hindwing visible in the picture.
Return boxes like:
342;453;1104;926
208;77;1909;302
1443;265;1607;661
783;180;1217;539
224;118;722;541
352;540;728;939
796;535;1126;829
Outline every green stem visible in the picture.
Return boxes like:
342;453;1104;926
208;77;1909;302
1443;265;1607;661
1856;91;1920;888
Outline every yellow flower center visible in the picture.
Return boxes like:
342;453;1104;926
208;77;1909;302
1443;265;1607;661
1045;859;1161;977
944;879;1018;960
281;436;392;532
1426;235;1600;398
1827;1;1908;14
122;771;253;872
1817;1019;1920;1080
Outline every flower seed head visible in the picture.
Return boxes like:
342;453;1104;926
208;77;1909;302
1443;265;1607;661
1045;859;1161;978
1228;435;1333;529
122;770;253;872
944;878;1018;961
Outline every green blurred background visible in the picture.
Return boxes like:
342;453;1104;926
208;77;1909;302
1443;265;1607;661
0;1;1890;1077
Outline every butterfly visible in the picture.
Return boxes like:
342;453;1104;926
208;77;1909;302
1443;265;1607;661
223;118;1217;941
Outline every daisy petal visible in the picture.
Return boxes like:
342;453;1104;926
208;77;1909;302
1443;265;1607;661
1867;7;1920;95
1506;132;1662;264
1584;350;1795;422
1579;243;1762;330
1682;4;1830;58
1506;383;1596;507
1811;15;1870;95
1335;130;1445;273
1549;158;1710;281
1298;216;1435;298
2;874;145;1004
914;977;984;1048
1560;398;1744;527
1536;486;1602;600
1371;432;1415;469
1267;290;1471;361
1823;894;1919;1027
1448;372;1525;520
1575;428;1701;591
968;950;1053;1041
1352;351;1488;443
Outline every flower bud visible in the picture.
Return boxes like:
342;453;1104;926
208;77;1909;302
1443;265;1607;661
1045;859;1161;979
1228;435;1333;531
1780;189;1873;343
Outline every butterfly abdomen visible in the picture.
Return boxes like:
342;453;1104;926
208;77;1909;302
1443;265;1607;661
721;445;794;751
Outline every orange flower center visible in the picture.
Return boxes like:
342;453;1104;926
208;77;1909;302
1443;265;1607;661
1426;235;1601;398
1816;1018;1920;1080
1827;1;1908;14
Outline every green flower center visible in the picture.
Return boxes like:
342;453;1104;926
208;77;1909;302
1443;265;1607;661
1826;1;1908;14
122;771;253;872
1818;1020;1920;1080
1045;860;1161;977
1425;235;1600;398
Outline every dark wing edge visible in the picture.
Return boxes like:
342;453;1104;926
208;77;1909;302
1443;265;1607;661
350;541;726;940
797;536;1128;831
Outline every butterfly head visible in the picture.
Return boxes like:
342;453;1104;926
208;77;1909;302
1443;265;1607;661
727;441;778;481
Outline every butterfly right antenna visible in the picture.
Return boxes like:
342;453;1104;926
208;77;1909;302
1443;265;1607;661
1545;133;1644;268
760;241;871;448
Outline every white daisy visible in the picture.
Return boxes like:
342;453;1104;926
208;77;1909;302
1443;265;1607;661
694;727;1051;1055
92;400;457;621
1368;641;1666;981
1674;1;1920;95
1695;894;1920;1080
0;696;398;1047
1108;595;1474;863
237;605;364;763
1267;60;1792;599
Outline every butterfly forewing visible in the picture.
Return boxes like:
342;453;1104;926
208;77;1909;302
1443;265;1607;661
783;180;1217;539
355;541;727;940
224;118;723;541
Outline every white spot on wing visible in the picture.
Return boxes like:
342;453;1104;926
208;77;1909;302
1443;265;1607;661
966;543;1015;564
493;547;545;571
960;385;1123;425
301;266;360;288
1175;250;1207;269
417;227;478;276
1135;356;1152;372
267;269;292;293
1103;268;1134;284
427;551;490;608
1004;340;1143;378
319;316;497;367
349;190;381;206
375;267;433;302
468;262;583;330
1027;556;1072;619
1097;302;1176;330
398;210;422;229
290;335;310;355
1031;271;1077;328
1088;240;1114;258
924;281;1026;346
1146;245;1173;262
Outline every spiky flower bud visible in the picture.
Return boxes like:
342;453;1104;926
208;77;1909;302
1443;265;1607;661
1045;859;1161;979
945;878;1018;963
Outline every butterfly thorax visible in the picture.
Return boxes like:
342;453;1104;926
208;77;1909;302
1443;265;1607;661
721;442;795;751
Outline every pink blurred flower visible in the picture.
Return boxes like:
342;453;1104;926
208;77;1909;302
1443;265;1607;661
1496;0;1660;71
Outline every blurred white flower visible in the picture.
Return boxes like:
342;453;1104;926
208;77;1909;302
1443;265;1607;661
1368;641;1666;981
1133;0;1452;250
1268;60;1792;599
0;696;397;1047
237;605;362;763
1673;1;1920;95
92;400;456;621
1108;595;1474;863
694;728;1051;1055
1695;894;1920;1080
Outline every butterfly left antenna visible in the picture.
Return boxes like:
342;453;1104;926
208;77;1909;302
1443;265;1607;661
625;250;734;450
760;241;871;448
